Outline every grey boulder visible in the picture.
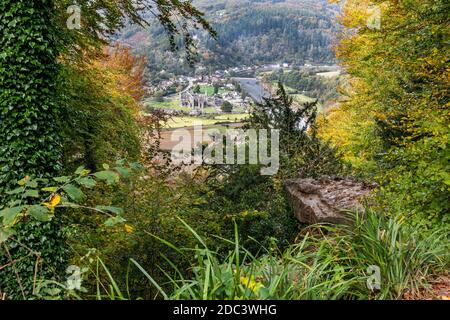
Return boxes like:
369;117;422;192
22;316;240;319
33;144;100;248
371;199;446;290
285;177;375;225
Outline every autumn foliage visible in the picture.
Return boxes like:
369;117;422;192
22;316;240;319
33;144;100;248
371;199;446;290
96;45;147;102
320;0;450;228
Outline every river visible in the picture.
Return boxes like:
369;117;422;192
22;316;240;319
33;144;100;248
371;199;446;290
232;77;271;104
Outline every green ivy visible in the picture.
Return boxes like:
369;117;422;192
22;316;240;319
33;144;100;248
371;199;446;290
0;0;65;299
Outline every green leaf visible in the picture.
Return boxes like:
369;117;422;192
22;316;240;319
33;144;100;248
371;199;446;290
96;206;124;215
115;166;131;179
28;205;52;222
94;171;120;185
27;180;38;188
76;176;97;189
54;176;71;183
35;178;49;184
23;190;39;198
8;200;22;207
44;288;62;296
102;164;110;170
6;187;24;195
1;206;25;226
115;159;126;166
42;187;58;192
0;228;16;244
75;166;90;176
130;162;144;171
63;184;85;202
104;216;126;227
259;287;271;299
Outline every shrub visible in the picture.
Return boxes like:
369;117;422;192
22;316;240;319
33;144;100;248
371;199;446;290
55;210;449;300
67;170;226;299
221;101;233;113
0;163;137;299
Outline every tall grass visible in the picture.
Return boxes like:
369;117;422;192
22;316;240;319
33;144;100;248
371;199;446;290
36;210;449;300
348;212;449;298
135;210;449;300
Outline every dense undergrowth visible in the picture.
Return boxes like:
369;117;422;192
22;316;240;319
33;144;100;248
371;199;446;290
34;211;449;300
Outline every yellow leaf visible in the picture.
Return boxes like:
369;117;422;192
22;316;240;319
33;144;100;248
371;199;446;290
240;276;264;294
43;194;61;213
18;176;30;186
50;194;61;207
124;224;135;234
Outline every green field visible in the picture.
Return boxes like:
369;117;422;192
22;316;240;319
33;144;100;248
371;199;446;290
164;113;249;129
198;85;230;96
143;96;190;111
213;114;249;122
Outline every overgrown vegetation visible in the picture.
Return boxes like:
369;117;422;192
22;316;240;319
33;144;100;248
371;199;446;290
33;212;450;300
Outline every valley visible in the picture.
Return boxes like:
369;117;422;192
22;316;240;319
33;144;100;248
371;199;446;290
141;62;341;149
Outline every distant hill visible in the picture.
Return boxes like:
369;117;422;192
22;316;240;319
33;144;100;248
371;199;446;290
117;0;340;83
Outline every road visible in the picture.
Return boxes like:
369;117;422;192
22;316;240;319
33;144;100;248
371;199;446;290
165;78;194;99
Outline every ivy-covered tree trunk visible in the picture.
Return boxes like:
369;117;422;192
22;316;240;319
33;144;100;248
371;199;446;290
0;0;67;299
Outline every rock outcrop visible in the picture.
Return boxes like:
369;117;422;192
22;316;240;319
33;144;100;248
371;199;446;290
285;177;375;225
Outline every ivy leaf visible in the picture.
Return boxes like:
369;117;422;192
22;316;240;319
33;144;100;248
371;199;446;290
94;171;120;185
96;206;124;215
104;216;126;227
28;205;52;222
63;184;85;202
